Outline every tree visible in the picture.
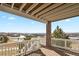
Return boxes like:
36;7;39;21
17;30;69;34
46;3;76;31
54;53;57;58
24;36;32;40
53;26;69;39
0;35;9;43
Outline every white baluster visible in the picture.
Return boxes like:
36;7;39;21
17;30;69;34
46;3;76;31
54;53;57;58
15;45;17;55
8;47;9;56
24;41;27;55
11;48;12;56
78;40;79;50
5;46;6;56
1;45;3;56
65;39;67;48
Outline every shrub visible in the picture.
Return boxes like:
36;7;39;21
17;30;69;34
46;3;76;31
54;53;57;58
0;35;9;43
24;36;32;40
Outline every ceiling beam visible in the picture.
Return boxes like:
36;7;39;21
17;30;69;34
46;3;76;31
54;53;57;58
31;3;51;16
0;5;45;23
44;4;79;19
48;8;79;21
19;3;26;11
1;3;3;6
39;3;74;19
51;11;79;22
35;3;63;17
26;3;38;14
0;3;79;23
11;3;15;8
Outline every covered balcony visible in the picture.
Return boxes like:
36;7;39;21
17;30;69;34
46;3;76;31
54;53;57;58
0;3;79;56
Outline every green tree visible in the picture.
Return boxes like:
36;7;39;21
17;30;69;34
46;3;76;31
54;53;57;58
53;26;69;39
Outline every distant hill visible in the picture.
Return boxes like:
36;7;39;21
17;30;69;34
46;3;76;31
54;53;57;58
0;32;79;37
66;33;79;37
0;32;46;37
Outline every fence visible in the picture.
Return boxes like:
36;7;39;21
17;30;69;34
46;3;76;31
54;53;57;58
51;38;79;53
0;40;40;56
37;37;79;53
0;37;79;56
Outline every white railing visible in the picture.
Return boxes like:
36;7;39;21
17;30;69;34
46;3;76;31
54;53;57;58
0;40;40;56
1;37;78;56
36;37;79;53
51;38;79;53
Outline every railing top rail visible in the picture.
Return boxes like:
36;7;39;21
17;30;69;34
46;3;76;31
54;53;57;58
0;42;16;46
51;38;79;41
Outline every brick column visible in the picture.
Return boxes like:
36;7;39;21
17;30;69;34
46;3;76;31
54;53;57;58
46;21;51;47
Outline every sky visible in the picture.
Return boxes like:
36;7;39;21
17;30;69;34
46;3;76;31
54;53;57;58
0;11;79;33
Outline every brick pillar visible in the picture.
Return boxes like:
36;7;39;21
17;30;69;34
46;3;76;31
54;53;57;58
46;21;51;47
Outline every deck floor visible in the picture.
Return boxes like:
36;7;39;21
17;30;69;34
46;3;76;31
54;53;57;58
25;49;45;56
40;47;60;56
24;46;79;56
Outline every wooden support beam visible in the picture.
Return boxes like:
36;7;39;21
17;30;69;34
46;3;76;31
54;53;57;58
50;11;79;22
47;7;79;21
44;4;78;19
0;5;45;23
19;3;26;11
35;3;62;17
11;3;14;8
46;21;51;47
39;3;74;19
26;3;38;14
1;3;3;6
31;4;50;16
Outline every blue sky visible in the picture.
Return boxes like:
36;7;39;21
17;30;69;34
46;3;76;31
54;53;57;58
0;11;79;33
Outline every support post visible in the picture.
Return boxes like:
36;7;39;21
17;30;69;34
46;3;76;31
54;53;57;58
46;21;51;47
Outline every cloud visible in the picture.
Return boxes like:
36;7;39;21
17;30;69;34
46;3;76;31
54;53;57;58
60;19;71;22
1;16;6;18
31;22;35;24
65;19;71;21
7;23;11;24
8;17;15;20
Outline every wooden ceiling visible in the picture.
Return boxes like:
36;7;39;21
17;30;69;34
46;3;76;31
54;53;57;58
0;3;79;23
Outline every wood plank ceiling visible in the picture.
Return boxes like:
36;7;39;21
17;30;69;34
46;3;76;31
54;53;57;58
0;3;79;23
